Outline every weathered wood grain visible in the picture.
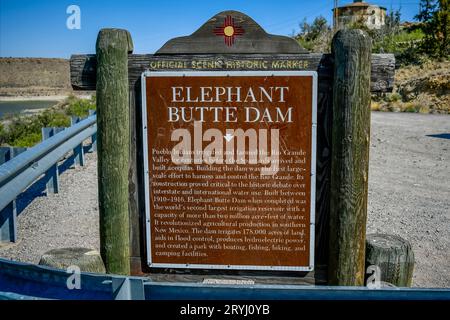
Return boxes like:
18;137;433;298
366;233;415;287
129;78;148;270
329;29;372;286
70;53;395;93
96;28;133;275
315;65;333;270
39;248;106;273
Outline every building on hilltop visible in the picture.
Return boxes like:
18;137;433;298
333;0;387;30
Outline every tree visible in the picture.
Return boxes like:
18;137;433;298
294;16;332;52
299;18;311;36
372;10;402;53
435;0;449;57
415;0;449;57
383;9;401;37
309;16;329;40
299;16;329;42
415;0;437;22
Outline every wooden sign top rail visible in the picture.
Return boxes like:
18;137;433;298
70;53;395;93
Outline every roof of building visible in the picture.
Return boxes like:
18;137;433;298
335;1;386;10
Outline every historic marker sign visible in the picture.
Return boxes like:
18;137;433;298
69;8;395;280
142;71;317;271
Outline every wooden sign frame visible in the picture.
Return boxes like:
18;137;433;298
141;70;317;272
70;10;395;284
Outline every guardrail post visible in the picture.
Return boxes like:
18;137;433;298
89;110;97;152
329;29;372;286
0;147;27;243
0;117;97;218
42;127;65;194
96;28;133;275
70;116;85;166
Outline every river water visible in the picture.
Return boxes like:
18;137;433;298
0;100;59;118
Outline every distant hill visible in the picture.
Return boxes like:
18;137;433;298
0;58;72;97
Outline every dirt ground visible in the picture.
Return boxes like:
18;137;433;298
367;112;450;288
0;112;449;288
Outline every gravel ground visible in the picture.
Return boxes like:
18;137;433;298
0;112;449;288
0;151;100;262
368;112;449;288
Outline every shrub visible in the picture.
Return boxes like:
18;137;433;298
371;101;382;111
404;103;419;112
0;96;96;148
418;104;431;113
416;0;450;58
11;132;42;147
384;93;402;103
0;122;5;145
66;96;96;118
294;16;333;53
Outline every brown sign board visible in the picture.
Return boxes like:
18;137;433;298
142;71;317;271
68;9;395;280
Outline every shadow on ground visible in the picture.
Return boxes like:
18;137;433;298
426;133;450;140
16;146;93;215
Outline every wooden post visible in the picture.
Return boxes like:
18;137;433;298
329;29;372;286
366;233;415;287
96;28;133;275
39;247;106;273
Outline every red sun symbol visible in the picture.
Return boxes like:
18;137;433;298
213;15;245;47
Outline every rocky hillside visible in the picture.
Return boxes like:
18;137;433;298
0;58;71;96
372;60;450;114
2;58;448;114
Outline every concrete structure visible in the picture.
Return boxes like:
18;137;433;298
333;1;387;30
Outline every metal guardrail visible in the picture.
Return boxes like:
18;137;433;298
0;258;147;300
0;258;449;300
0;114;97;243
0;112;448;301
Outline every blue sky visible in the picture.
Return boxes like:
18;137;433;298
0;0;422;58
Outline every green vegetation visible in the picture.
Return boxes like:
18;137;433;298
292;5;449;114
292;11;426;64
66;94;96;117
370;58;449;114
0;95;96;147
371;93;428;113
346;1;448;62
345;10;429;66
292;4;448;63
372;29;424;56
0;122;5;141
293;16;333;53
415;0;449;58
384;92;402;103
295;16;333;52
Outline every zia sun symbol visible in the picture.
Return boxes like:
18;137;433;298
213;15;245;47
